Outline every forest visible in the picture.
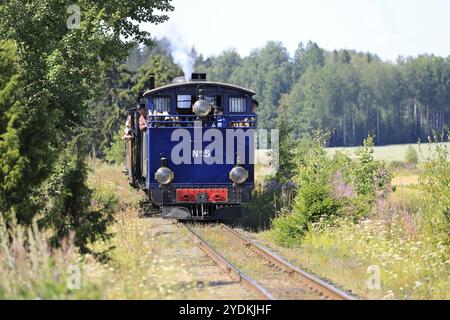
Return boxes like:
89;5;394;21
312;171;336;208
197;42;449;147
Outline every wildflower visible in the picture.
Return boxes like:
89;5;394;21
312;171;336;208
331;171;356;199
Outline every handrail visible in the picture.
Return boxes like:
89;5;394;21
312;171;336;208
147;114;258;129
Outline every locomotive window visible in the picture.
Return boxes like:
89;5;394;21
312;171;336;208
229;97;247;113
205;96;216;105
154;97;171;113
177;95;192;109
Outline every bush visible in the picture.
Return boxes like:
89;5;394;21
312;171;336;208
271;135;393;246
40;140;117;254
405;146;419;167
419;134;450;244
272;135;343;244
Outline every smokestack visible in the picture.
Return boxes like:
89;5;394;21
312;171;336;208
191;73;207;82
148;75;155;90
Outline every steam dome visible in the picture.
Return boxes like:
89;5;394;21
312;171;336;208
172;76;187;84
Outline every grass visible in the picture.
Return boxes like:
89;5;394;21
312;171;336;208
257;215;449;300
0;161;256;300
87;159;143;208
0;216;106;299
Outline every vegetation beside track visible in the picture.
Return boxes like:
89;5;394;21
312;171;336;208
0;161;255;299
252;135;449;300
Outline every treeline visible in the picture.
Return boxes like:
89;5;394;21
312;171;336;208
92;39;450;156
194;42;450;146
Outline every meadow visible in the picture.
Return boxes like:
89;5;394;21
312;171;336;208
255;140;449;300
327;142;450;162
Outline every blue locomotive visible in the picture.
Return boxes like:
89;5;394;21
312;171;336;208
125;73;257;220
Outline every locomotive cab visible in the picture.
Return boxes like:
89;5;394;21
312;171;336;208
125;73;257;220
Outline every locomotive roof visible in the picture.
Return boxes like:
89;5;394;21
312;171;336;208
143;81;255;97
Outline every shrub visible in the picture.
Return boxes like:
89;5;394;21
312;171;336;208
405;146;419;167
271;209;309;247
272;134;343;244
40;140;117;254
419;134;450;244
271;135;393;246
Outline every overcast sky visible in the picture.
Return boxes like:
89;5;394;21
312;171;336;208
143;0;450;61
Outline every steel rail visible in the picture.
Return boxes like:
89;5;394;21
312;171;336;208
220;224;357;300
183;223;274;300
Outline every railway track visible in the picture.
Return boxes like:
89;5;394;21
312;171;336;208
183;223;356;300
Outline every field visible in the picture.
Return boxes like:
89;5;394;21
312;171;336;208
327;142;450;162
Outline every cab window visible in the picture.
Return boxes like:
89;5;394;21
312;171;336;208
229;97;246;113
177;95;192;109
154;97;171;113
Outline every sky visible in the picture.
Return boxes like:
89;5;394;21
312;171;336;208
143;0;450;62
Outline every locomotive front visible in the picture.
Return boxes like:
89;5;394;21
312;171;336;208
125;73;257;220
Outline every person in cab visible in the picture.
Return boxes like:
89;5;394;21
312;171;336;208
213;106;227;128
138;102;147;132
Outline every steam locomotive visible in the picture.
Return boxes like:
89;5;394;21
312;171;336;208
124;73;257;220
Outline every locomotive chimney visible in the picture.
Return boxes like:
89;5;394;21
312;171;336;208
148;75;155;90
191;73;207;82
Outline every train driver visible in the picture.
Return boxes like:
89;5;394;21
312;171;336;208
138;102;147;132
241;99;259;128
213;106;227;128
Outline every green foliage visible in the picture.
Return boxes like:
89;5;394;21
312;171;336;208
274;95;298;185
105;132;125;165
272;134;341;246
134;54;183;91
39;140;117;254
353;136;378;197
405;146;419;166
272;134;393;246
419;133;450;243
0;40;53;223
0;1;173;235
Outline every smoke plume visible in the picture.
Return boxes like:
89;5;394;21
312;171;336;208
164;26;195;79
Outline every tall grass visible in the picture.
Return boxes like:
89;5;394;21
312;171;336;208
0;215;104;299
267;135;450;299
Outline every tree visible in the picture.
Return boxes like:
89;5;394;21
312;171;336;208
140;39;449;148
292;41;325;80
0;1;173;227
